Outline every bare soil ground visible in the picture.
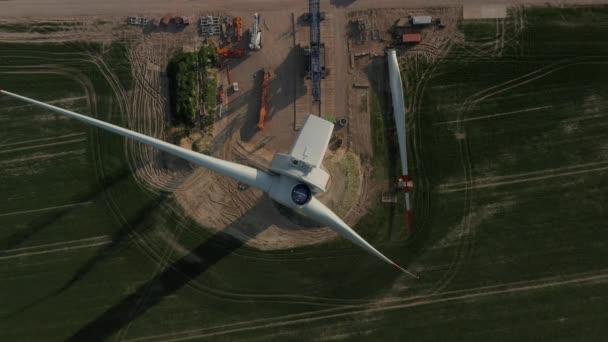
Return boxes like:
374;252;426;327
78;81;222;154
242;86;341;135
2;0;607;17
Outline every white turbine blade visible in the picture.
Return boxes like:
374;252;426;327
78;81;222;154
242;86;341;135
299;197;419;278
0;90;273;192
387;49;408;175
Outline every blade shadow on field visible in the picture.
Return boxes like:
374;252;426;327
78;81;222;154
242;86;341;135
66;199;271;342
0;168;131;251
0;178;168;320
55;194;170;295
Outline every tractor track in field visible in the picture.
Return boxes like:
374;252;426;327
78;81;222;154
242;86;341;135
427;54;608;294
124;268;608;342
0;235;110;260
0;48;171;301
439;161;608;193
114;203;189;342
0;201;92;218
396;9;491;296
401;31;480;295
0;138;86;154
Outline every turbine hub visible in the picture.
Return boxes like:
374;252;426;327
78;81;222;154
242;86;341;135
291;183;311;205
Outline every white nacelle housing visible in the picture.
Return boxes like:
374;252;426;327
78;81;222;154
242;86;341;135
269;115;333;193
269;154;330;193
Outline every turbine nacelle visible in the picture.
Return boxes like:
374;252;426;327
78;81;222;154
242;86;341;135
268;115;333;194
268;174;313;208
269;153;329;194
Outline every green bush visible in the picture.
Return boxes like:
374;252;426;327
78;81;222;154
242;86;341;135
168;52;197;125
167;45;217;129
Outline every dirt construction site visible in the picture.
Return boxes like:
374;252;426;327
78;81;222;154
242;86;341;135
0;2;462;250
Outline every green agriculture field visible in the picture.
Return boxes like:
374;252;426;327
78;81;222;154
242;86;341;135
1;5;608;342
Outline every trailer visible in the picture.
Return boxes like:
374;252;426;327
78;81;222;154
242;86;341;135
216;48;244;58
249;13;262;50
412;16;432;25
127;16;149;26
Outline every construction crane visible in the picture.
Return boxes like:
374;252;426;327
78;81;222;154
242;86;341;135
309;0;322;102
235;17;243;41
258;70;271;130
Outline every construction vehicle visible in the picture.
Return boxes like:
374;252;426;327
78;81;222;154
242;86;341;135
235;17;243;41
217;86;225;104
258;71;271;130
216;48;244;58
249;13;262;50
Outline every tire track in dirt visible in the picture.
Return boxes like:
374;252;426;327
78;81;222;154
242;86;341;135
122;37;194;195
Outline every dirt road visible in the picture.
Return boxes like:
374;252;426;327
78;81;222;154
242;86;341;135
1;0;607;18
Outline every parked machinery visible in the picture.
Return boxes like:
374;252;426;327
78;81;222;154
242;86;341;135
235;17;243;41
258;71;271;130
249;13;262;50
216;48;244;58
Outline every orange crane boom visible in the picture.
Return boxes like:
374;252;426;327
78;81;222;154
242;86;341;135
216;48;244;58
235;17;243;41
258;71;271;131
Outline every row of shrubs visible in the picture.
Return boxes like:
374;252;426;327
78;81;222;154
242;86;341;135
167;45;217;129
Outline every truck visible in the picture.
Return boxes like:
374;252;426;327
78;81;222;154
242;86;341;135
249;13;262;50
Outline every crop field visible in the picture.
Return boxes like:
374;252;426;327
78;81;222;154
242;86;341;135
1;5;608;342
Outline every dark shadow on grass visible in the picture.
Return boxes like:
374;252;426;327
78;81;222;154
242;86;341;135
0;168;131;251
1;192;169;320
65;200;271;342
56;194;170;294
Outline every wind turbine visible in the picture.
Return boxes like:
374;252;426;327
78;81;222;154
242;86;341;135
0;89;418;279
